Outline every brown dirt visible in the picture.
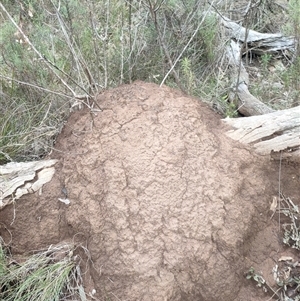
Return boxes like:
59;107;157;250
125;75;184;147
0;81;299;301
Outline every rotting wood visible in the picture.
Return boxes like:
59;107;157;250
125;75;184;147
223;106;300;162
0;159;58;209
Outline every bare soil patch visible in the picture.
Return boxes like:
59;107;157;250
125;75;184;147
1;81;299;301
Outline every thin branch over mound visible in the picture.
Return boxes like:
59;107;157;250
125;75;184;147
223;106;300;162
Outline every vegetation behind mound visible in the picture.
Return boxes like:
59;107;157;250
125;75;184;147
0;0;299;164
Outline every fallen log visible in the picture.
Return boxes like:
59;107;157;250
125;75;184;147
223;106;300;162
215;12;299;162
221;15;296;55
213;12;296;117
225;39;275;116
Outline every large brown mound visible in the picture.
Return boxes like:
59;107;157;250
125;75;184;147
1;81;299;301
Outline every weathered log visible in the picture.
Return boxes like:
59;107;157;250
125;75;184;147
221;16;296;55
0;159;58;209
223;106;300;162
225;40;275;116
206;11;297;117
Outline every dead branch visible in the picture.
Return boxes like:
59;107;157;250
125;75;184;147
223;106;300;162
212;11;296;116
146;0;185;92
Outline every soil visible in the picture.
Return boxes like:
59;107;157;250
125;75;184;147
0;81;299;301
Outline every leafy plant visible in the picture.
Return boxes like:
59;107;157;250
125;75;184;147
197;14;219;64
246;267;267;292
283;0;300;56
216;94;238;118
260;53;272;72
181;57;195;94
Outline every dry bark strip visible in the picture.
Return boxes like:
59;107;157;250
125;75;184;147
0;159;58;209
223;106;300;162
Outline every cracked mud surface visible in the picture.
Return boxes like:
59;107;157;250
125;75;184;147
1;81;299;300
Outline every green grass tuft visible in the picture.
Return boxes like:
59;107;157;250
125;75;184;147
0;240;86;301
